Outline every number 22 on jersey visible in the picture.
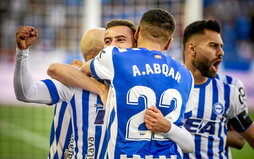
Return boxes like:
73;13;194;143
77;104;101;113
125;86;182;141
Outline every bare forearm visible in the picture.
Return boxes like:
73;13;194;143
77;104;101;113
48;63;108;99
227;129;245;149
241;122;254;149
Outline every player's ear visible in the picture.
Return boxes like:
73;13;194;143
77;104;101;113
164;38;173;51
187;42;196;57
134;26;140;41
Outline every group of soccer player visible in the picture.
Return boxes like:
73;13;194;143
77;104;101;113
14;8;254;159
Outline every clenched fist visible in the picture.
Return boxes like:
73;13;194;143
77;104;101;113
16;26;38;50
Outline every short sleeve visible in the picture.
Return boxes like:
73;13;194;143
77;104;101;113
227;85;247;119
90;46;115;81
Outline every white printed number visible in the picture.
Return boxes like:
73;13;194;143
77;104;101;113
126;86;182;141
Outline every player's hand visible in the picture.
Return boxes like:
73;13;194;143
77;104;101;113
70;60;84;69
144;106;171;133
97;81;109;106
16;26;38;50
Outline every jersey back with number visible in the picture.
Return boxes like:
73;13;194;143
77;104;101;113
91;47;193;158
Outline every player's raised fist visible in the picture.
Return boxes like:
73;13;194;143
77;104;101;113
16;26;38;50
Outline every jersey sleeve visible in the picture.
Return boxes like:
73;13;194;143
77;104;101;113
227;85;247;119
90;46;115;81
14;48;74;105
233;78;248;113
42;79;75;104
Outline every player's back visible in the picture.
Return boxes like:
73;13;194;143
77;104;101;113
42;79;105;158
48;102;73;159
93;47;193;158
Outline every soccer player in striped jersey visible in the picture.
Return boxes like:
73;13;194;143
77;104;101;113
14;20;136;158
182;20;254;159
76;8;194;158
48;28;105;159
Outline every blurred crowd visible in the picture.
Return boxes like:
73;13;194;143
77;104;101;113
204;0;254;70
0;0;253;71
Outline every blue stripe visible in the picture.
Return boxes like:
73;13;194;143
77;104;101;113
207;79;219;157
208;136;214;159
183;153;190;159
100;108;116;158
62;121;73;159
194;83;206;159
82;91;90;156
194;135;202;159
70;96;79;157
95;96;103;159
211;79;219;120
225;146;229;159
90;59;100;79
224;84;231;113
217;84;230;158
49;105;56;146
184;111;192;119
226;75;233;84
56;102;68;144
215;74;220;79
42;79;60;104
53;153;59;159
197;86;205;118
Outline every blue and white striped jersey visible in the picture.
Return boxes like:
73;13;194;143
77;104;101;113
48;102;73;159
184;78;246;159
90;46;194;159
216;74;248;159
42;79;104;159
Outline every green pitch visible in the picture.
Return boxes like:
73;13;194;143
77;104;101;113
0;104;54;159
0;104;253;159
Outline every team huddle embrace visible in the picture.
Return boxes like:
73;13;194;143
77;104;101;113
14;8;254;159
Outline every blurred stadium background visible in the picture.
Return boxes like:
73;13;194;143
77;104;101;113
0;0;253;158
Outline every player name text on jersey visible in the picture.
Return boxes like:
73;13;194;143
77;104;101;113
132;63;181;83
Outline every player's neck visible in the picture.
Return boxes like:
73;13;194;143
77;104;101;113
137;38;164;52
185;62;208;85
194;74;208;85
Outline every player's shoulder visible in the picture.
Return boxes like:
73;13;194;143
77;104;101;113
216;73;240;84
212;77;239;94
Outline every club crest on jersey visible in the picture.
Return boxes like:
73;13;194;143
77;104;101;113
154;54;162;59
212;103;225;115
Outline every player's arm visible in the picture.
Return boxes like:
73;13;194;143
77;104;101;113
228;86;254;149
144;106;194;153
14;26;72;104
79;47;115;104
226;77;247;149
48;60;108;105
227;124;245;149
229;111;254;149
14;26;53;104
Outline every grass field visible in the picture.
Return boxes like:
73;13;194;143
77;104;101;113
0;104;253;159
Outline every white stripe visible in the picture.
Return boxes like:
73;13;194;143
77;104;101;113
87;93;97;156
0;119;48;151
57;106;71;158
75;91;83;158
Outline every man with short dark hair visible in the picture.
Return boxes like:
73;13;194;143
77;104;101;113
182;20;254;159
